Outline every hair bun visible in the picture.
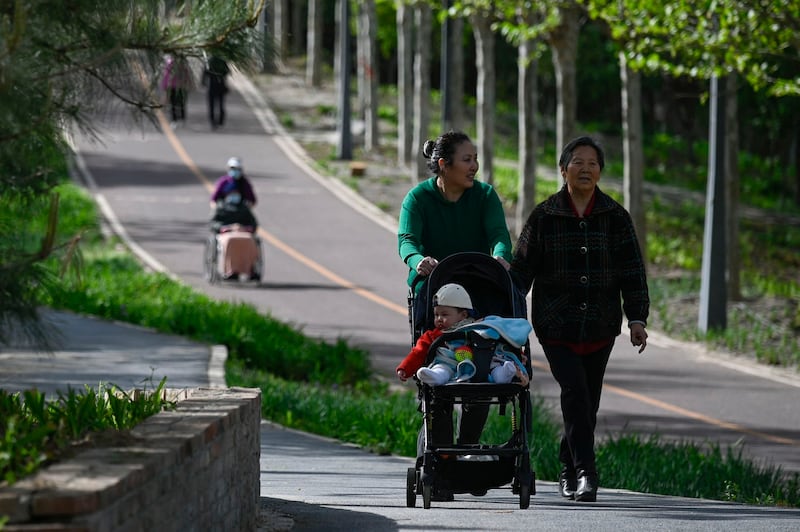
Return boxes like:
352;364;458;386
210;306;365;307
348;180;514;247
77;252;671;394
422;139;435;158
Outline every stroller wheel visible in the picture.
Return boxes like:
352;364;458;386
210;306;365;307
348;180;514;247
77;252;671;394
406;467;417;508
519;481;531;509
251;237;263;283
203;236;219;284
422;483;432;509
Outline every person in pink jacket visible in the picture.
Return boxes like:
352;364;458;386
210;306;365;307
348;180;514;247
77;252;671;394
161;54;193;127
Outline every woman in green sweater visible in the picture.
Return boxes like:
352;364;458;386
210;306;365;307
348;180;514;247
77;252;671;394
398;131;513;289
397;131;514;500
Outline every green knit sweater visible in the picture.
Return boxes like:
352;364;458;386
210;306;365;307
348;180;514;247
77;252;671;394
398;177;513;286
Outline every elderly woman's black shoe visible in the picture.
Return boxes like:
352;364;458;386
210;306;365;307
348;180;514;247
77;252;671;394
575;473;598;502
558;470;577;499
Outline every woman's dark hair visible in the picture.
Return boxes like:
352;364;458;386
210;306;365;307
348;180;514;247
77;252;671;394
558;136;605;171
422;131;472;175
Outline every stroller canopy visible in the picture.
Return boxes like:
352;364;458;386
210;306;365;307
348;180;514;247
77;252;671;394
412;252;527;341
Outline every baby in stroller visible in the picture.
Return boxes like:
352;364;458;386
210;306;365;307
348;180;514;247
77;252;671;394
206;192;261;282
397;283;529;386
403;252;536;509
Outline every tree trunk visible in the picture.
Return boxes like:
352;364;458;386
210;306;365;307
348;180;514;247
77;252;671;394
291;0;304;56
306;0;322;87
260;1;276;73
273;0;289;68
412;3;432;181
335;0;352;160
725;73;741;301
358;1;379;151
548;4;581;157
471;14;495;185
333;0;341;84
397;1;414;167
516;33;538;235
620;52;647;266
449;16;465;132
357;3;367;120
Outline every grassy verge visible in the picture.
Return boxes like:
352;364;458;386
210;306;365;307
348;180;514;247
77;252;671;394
10;177;799;507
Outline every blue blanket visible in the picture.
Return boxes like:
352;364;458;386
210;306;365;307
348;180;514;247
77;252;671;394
452;315;532;348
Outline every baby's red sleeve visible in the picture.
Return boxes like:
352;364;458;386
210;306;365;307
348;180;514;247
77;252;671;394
396;329;441;375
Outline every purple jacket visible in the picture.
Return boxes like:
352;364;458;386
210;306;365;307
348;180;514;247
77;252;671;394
211;175;257;205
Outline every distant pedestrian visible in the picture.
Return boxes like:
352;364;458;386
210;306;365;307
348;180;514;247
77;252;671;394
203;55;231;129
161;54;194;128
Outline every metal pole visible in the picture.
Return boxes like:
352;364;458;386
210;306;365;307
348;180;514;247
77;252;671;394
336;0;352;160
698;74;727;332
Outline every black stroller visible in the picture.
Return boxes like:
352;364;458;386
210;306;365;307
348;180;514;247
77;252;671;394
405;252;536;509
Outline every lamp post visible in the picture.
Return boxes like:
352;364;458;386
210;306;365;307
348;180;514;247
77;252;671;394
698;74;727;332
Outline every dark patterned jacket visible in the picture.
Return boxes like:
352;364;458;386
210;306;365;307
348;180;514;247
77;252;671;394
510;186;649;344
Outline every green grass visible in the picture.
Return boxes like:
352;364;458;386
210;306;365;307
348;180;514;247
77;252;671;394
43;247;371;386
598;434;799;505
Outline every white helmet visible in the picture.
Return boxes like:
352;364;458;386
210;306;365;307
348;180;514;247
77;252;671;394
227;156;242;169
433;283;473;310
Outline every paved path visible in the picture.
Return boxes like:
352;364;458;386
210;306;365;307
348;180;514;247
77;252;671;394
1;309;212;397
262;421;800;531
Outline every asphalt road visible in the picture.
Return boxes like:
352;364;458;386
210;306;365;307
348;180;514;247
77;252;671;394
69;72;800;529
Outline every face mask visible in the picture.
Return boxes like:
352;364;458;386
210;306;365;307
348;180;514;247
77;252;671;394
228;168;242;179
225;192;242;205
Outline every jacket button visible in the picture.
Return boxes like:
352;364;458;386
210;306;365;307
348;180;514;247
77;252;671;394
580;275;588;284
580;246;588;254
579;220;587;229
579;302;587;310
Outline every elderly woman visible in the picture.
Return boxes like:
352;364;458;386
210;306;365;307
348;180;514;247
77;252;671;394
510;135;649;503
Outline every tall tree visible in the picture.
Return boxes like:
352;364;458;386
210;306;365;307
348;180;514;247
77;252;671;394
412;2;433;180
357;1;380;151
619;51;647;264
515;13;539;234
547;2;582;160
437;1;466;133
273;0;289;67
396;1;414;166
725;73;741;300
448;14;466;132
306;0;323;86
291;0;305;55
470;11;497;184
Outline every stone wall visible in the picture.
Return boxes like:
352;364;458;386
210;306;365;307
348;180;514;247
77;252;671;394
0;387;262;531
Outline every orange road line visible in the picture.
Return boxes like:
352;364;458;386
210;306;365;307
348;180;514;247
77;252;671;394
159;110;797;450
